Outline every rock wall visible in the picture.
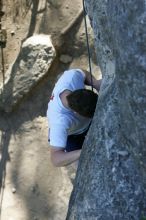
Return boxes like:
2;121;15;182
67;1;146;219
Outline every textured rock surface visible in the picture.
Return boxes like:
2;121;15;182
67;1;146;219
59;54;73;64
0;35;56;112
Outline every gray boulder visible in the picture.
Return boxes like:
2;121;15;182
0;35;56;112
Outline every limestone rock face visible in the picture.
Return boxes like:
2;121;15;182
67;1;146;220
0;35;56;112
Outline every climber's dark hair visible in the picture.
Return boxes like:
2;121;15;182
67;89;98;118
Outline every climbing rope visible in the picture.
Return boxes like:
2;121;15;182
82;0;93;91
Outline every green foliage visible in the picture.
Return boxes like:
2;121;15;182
141;216;146;220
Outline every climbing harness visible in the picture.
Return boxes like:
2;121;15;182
82;0;93;91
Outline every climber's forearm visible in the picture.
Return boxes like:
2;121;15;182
50;147;81;167
82;69;101;92
93;79;102;92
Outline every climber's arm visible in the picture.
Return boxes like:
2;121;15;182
50;146;81;167
82;69;102;92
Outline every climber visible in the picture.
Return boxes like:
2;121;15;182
47;68;101;167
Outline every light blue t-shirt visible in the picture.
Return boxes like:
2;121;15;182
47;69;91;148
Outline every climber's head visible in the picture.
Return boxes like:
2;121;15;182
66;89;98;118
